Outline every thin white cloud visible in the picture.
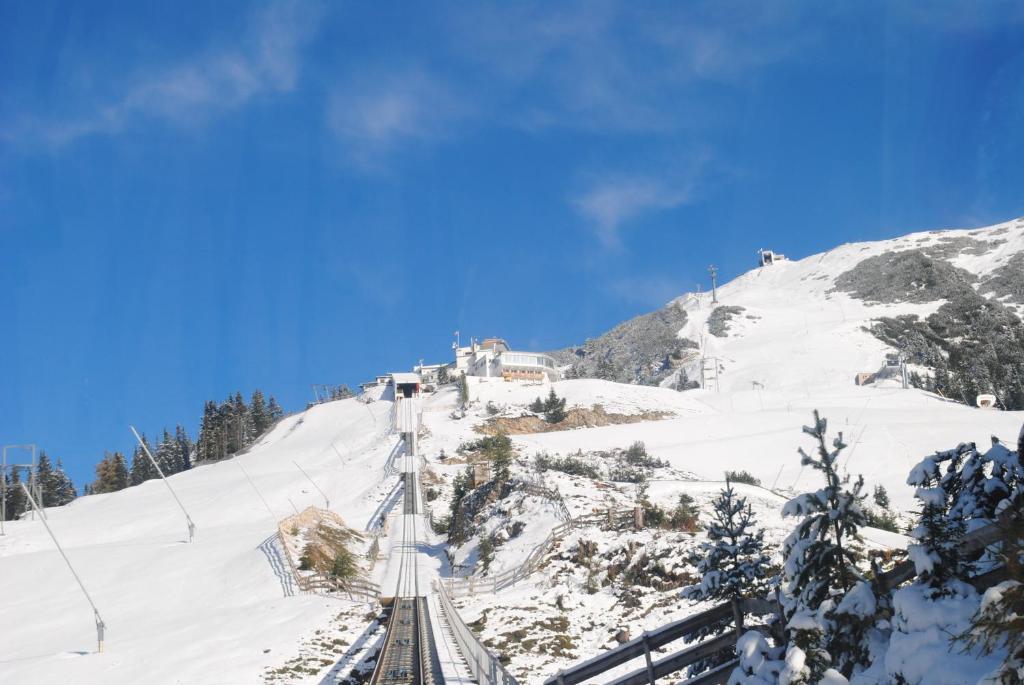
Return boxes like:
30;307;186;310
10;0;323;147
446;1;814;133
572;176;693;249
604;275;683;307
326;68;470;169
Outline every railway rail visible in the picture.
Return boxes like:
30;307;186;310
369;458;441;685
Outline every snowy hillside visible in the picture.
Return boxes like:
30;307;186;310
1;218;1022;684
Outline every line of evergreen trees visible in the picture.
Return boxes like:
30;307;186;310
2;389;286;512
194;389;282;463
1;451;77;520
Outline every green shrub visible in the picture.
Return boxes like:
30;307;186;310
534;452;601;479
531;389;567;423
669;493;700;531
622;442;668;468
478;536;495;572
725;470;761;486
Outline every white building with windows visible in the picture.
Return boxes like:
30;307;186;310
457;337;560;382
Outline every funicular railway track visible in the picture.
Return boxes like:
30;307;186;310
369;460;441;685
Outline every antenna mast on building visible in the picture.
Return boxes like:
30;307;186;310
708;265;719;304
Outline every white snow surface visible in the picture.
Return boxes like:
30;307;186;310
2;217;1023;683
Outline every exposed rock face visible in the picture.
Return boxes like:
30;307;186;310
830;249;976;304
548;299;697;386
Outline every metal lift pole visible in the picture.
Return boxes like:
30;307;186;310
20;482;107;652
130;426;197;542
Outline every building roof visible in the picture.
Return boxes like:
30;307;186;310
390;372;421;385
479;337;509;351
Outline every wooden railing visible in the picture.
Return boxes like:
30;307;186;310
444;508;634;597
543;601;762;685
276;506;381;603
544;517;1010;685
517;481;571;522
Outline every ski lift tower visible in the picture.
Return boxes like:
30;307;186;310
708;265;719;304
1;444;43;534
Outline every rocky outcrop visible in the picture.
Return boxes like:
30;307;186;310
548;299;697;386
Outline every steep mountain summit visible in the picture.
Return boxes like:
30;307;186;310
554;217;1024;408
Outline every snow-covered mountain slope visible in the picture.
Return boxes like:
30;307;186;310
1;218;1022;684
553;217;1024;390
0;395;416;684
681;216;1024;395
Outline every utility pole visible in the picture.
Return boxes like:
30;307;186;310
708;265;719;304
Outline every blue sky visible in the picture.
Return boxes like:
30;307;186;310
2;1;1023;488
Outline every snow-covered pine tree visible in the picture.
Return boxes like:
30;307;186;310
155;429;182;475
129;436;159;486
886;433;1024;685
684;481;771;604
35;451;55;507
958;511;1024;685
227;392;251;454
268;396;284;421
51;459;77;505
196;401;221;463
36;453;76;507
779;411;873;683
249;389;271;437
682;481;772;679
904;444;973;592
175;425;193;471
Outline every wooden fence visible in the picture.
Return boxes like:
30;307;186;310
276;506;381;603
444;508;635;598
544;517;1010;685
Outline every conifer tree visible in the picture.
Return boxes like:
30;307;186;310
155;429;183;475
175;425;193;471
35;451;55;507
491;435;513;482
92;451;128;493
904;444;972;593
268;396;284;421
780;411;872;682
683;481;771;604
3;469;28;520
197;401;220;463
35;453;77;507
543;388;567;423
682;482;772;679
51;459;77;505
250;389;270;436
129;436;160;486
